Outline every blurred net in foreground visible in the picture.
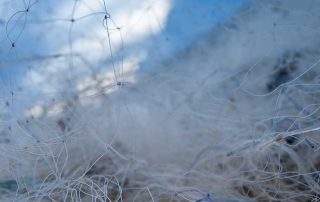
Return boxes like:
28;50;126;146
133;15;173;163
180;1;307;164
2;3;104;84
1;0;320;201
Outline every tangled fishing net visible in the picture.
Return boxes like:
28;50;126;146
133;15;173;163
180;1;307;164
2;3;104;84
0;0;320;201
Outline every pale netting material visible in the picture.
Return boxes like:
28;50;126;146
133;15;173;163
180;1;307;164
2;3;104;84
0;0;320;201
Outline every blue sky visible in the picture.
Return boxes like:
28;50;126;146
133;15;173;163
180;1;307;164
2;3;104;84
139;0;250;70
